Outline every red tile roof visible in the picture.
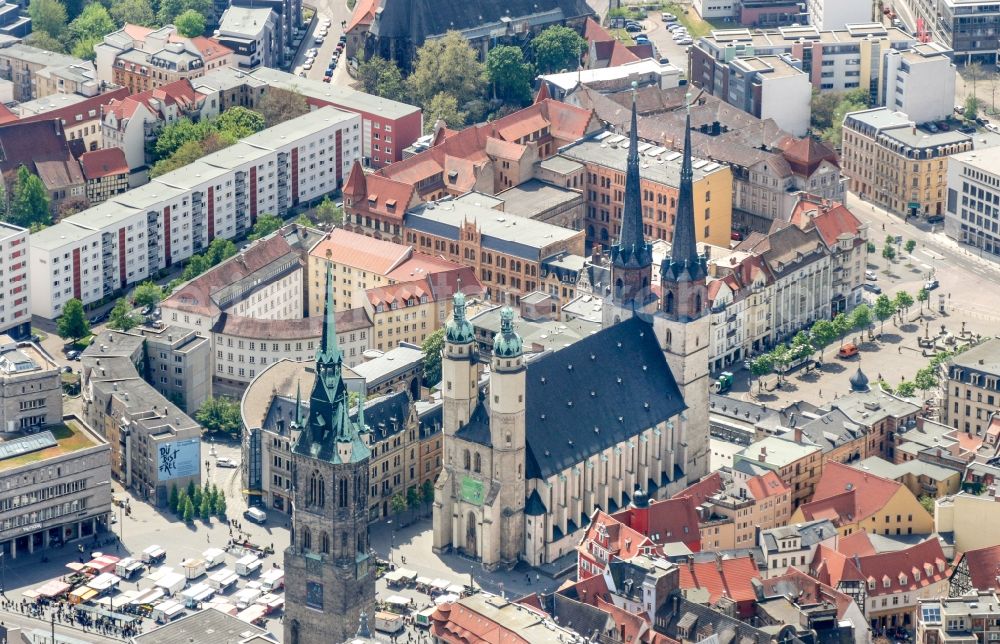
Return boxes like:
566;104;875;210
347;0;378;30
677;555;761;606
310;228;411;275
188;36;232;63
0;103;16;125
955;544;1000;592
579;510;652;565
80;148;128;180
781;136;839;176
673;471;724;506
0;119;85;191
812;537;949;597
345;161;417;222
386;253;465;282
790;194;864;248
801;461;903;526
596;597;676;644
745;471;791;501
365;278;432;308
584;17;612;42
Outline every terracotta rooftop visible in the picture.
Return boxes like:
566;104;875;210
804;461;903;525
781;136;839;176
745;470;790;501
18;87;129;127
80;148;128;180
677;555;760;606
956;544;1000;592
310;228;411;275
812;537;949;597
760;567;855;621
790;194;864;247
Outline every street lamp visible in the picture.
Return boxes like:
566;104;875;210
387;519;394;565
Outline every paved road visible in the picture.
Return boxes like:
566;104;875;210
290;0;354;85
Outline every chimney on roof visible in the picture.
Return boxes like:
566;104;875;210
592;243;602;265
715;552;723;572
759;446;767;462
793;426;802;444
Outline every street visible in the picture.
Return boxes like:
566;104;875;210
290;0;353;85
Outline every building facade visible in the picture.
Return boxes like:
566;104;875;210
806;0;870;29
879;43;956;125
843;108;972;218
30;107;361;319
906;0;1000;63
726;55;812;137
0;415;112;560
946;147;1000;258
0;337;62;433
942;339;1000;434
0;223;29;339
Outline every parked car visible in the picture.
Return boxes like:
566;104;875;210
925;123;939;133
303;61;312;70
667;23;685;31
314;36;324;44
865;270;877;281
926;214;945;224
863;283;882;294
937;121;950;131
635;34;650;43
625;23;642;32
987;123;1000;134
676;37;693;45
959;124;976;134
924;279;940;290
955;104;965;113
244;507;267;524
216;457;238;468
837;343;859;359
66;350;80;361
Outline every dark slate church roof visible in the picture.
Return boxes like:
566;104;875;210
263;391;412;443
455;316;686;480
370;0;594;42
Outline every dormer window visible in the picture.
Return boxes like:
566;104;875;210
448;170;458;182
386;199;396;211
883;576;891;588
368;194;377;205
898;573;907;585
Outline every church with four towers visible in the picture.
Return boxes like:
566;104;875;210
432;90;712;570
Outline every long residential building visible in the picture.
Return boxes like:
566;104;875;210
29;106;361;319
193;66;423;169
0;223;28;339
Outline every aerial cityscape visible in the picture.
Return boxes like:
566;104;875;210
0;0;998;642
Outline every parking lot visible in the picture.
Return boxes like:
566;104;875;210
291;15;349;85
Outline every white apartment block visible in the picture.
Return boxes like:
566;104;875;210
0;223;29;339
694;0;736;20
29;107;361;319
879;42;956;125
946;146;1000;257
807;0;870;30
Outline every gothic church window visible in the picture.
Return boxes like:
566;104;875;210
339;478;348;507
473;453;481;473
463;450;471;470
302;527;312;551
320;531;330;554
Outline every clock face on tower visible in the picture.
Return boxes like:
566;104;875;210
306;581;324;609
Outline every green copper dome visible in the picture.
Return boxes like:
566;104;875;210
446;292;475;344
493;307;522;358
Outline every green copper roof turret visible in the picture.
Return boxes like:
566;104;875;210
492;307;523;358
446;291;475;344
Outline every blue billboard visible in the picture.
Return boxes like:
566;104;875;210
157;437;201;481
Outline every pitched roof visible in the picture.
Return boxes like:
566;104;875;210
673;471;724;506
456;316;686;480
347;0;378;30
613;496;701;548
677;555;760;605
17;87;130;126
790;195;864;247
80;148;128;180
745;471;790;501
580;510;651;562
0;119;85;190
759;567;855;620
781;136;839;175
310;228;412;275
807;461;903;524
812;537;949;597
0;104;16;125
955;543;1000;592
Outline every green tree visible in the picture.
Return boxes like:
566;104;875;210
248;213;283;240
420;479;434;517
790;330;813;361
904;239;917;254
832;312;852;345
407;31;485;107
884;234;895;246
914;367;938;398
894;291;914;320
199;493;212;521
215;495;227;519
182;496;195;522
294;213;312;227
390;492;407;523
205;237;237;265
850;304;872;335
823;92;869;146
168;484;180;513
749;353;774;391
174;8;204;36
151;134;228;177
29;0;68;38
9;166;51;229
68;3;114;54
26;31;66;53
57;299;90;342
253;87;309;127
186;479;197;500
810;319;837;360
896;380;917;397
156;0;183;23
421;327;445;386
917;287;929;312
110;0;156;27
873;294;895;335
195;396;242;435
532;25;586;74
314;196;343;227
966;94;980;120
422;92;466;133
406;486;420;522
358;55;406;100
810;90;841;132
181;253;210;281
71;35;101;59
153;118;211;160
882;244;896;263
132;281;164;309
486;45;534;105
770;344;792;384
866;240;876;254
176;489;188;516
918;495;935;515
108;297;139;331
215;107;266;139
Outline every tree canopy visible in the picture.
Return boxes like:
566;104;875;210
315;197;343;227
132;281;164;308
8;166;51;229
174;9;205;37
57;299;90;341
248;214;283;240
29;0;68;39
407;31;485;108
253;88;310;127
532;25;585;74
423;92;466;133
108;298;139;331
195;396;242;435
110;0;156;27
486;46;534;106
421;328;445;386
358;55;406;100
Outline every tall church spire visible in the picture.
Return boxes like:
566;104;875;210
609;83;654;308
317;253;342;365
662;109;707;284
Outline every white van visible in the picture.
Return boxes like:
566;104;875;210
243;507;267;524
